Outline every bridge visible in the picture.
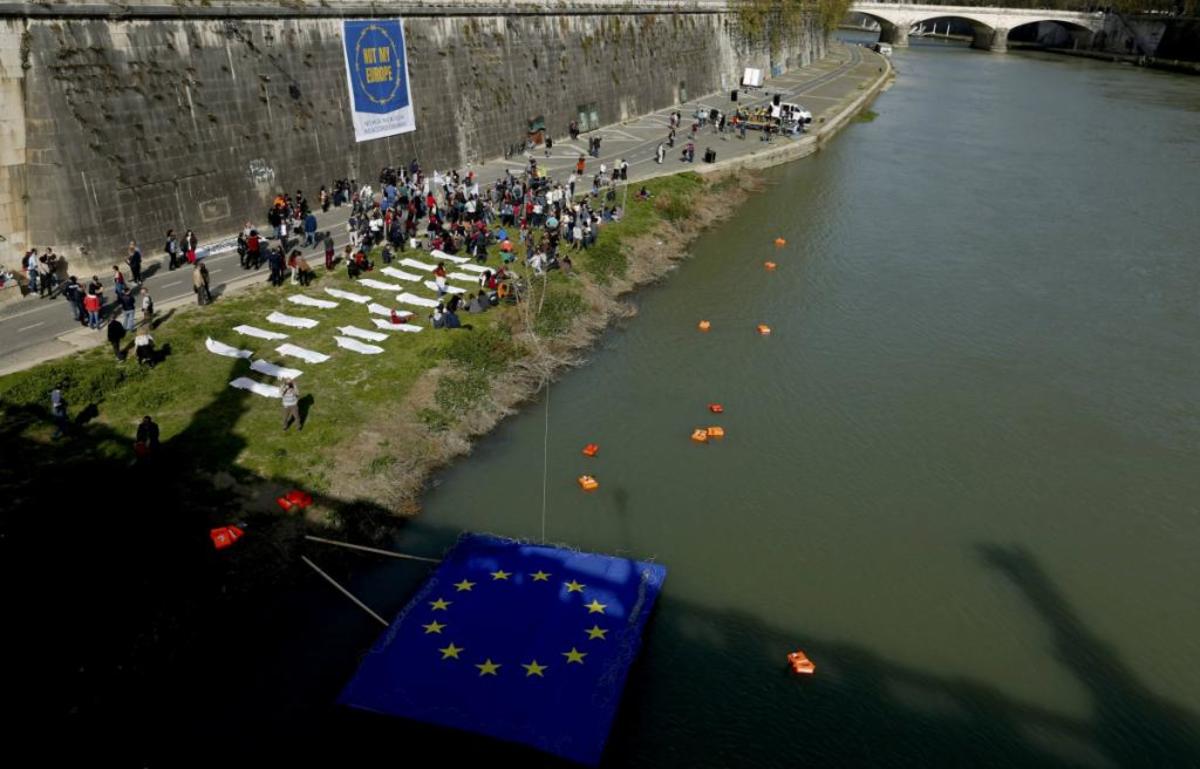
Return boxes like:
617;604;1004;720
848;3;1105;52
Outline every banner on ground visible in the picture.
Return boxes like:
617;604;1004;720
342;19;415;142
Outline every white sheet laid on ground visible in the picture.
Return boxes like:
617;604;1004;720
250;359;304;379
372;318;424;333
458;263;490;274
381;266;422;282
276;343;330;363
358;278;403;291
334;336;385;355
425;280;466;295
400;257;436;272
396;292;440;309
430;249;470;265
367;303;413;320
324;287;372;304
234;324;289;341
229;377;282;399
289;294;339;309
337;325;389;342
267;311;319;329
449;272;482;283
206;337;254;359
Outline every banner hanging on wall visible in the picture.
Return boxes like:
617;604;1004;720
342;19;415;142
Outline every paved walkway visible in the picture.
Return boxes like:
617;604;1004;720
0;42;886;375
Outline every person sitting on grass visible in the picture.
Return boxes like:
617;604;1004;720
430;303;445;329
467;290;490;313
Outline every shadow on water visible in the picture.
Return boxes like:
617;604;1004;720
3;364;1198;766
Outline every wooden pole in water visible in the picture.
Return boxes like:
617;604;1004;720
301;555;389;628
304;534;442;564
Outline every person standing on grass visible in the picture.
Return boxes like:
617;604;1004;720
107;316;126;361
50;386;68;439
126;241;142;284
281;379;302;431
323;235;335;271
118;287;136;330
135;415;160;459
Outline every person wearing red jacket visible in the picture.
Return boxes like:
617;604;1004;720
83;291;102;329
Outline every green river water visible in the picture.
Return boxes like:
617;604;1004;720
253;40;1200;767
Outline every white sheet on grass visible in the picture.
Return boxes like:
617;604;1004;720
267;311;319;329
368;303;412;320
372;318;424;333
250;359;304;379
324;287;372;304
334;336;385;355
430;249;470;265
381;266;421;282
458;263;490;274
206;337;254;359
337;325;389;342
288;294;339;309
396;292;439;309
229;377;281;399
449;272;482;283
276;343;330;363
234;325;289;341
425;280;466;295
358;278;404;291
400;257;436;272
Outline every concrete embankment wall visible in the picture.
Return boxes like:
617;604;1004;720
0;0;826;271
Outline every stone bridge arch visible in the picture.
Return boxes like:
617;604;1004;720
848;3;1104;52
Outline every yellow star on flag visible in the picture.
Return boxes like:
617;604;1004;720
453;579;475;592
585;625;608;640
530;570;551;582
475;658;501;676
429;598;452;611
439;642;463;660
422;620;446;634
522;659;549;677
562;647;587;664
564;580;586;593
490;569;512;581
585;599;608;614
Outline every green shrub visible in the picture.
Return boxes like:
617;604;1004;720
535;290;585;337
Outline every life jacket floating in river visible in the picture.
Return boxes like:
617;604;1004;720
691;429;709;444
757;324;771;335
764;261;777;271
774;238;786;248
697;320;711;332
578;475;599;492
708;403;724;414
582;443;599;457
706;426;725;439
787;650;815;676
210;525;245;550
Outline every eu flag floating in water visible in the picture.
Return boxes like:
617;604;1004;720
338;534;668;765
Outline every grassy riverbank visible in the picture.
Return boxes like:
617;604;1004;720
0;171;739;520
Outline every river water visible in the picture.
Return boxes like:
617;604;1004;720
292;40;1200;766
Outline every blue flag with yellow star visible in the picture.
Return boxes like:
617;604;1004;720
338;534;667;766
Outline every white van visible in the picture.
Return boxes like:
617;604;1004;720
873;42;893;56
779;103;812;126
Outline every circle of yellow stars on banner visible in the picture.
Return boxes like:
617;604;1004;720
423;570;614;677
